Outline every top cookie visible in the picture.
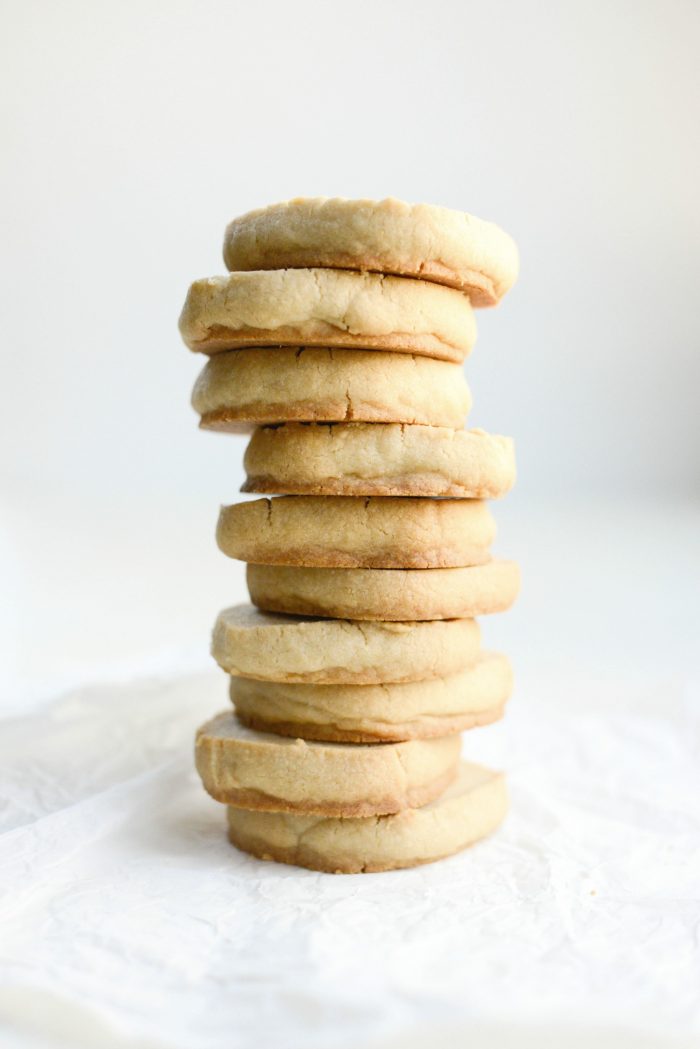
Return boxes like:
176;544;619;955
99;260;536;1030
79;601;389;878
223;197;519;307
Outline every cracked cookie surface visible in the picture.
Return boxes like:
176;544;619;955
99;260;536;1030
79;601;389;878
211;604;481;684
247;560;520;621
230;652;513;742
226;761;508;872
243;423;516;499
216;496;495;568
195;711;461;816
222;197;518;306
179;267;476;361
192;347;471;431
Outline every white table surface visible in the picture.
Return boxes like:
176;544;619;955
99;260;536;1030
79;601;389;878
1;494;699;1049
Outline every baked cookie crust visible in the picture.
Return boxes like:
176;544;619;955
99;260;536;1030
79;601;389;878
223;197;518;306
195;711;460;816
242;423;516;499
211;604;481;684
180;267;476;361
230;652;513;742
216;496;495;568
193;347;471;431
226;761;508;872
246;560;520;621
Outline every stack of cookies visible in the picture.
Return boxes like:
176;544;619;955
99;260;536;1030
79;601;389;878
179;198;519;873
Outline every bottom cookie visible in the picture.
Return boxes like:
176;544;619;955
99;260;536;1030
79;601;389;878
226;761;507;873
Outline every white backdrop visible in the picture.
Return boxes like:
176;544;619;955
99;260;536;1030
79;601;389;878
2;0;699;698
2;5;700;1049
2;0;699;502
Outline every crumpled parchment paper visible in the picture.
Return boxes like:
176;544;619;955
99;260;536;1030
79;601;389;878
1;665;699;1049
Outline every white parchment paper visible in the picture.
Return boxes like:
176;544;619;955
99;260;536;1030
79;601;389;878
1;666;698;1049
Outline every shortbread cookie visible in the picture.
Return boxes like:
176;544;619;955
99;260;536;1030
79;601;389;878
217;496;496;569
192;348;471;432
195;712;460;816
211;605;481;684
226;761;508;872
247;561;520;621
242;423;515;499
231;652;513;742
223;198;519;306
179;268;476;362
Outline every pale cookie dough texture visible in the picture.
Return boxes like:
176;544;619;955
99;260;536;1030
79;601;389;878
195;711;461;817
192;348;471;431
222;197;519;307
211;605;481;684
247;561;521;622
226;761;508;873
231;652;513;742
243;423;516;499
217;496;496;569
179;268;476;362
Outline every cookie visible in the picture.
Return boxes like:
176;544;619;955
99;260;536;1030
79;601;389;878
179;268;476;362
231;652;513;742
192;347;471;432
226;761;508;872
247;560;520;621
211;605;481;684
222;198;518;307
195;711;460;817
217;496;496;569
242;423;516;499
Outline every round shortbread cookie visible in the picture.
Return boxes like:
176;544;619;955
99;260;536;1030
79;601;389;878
192;348;471;432
247;561;520;621
242;423;516;499
222;198;518;307
179;268;476;362
226;761;508;873
217;496;496;569
231;652;513;742
211;605;481;684
195;711;460;817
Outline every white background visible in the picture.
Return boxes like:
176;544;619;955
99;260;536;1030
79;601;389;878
1;0;699;695
1;2;699;1048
